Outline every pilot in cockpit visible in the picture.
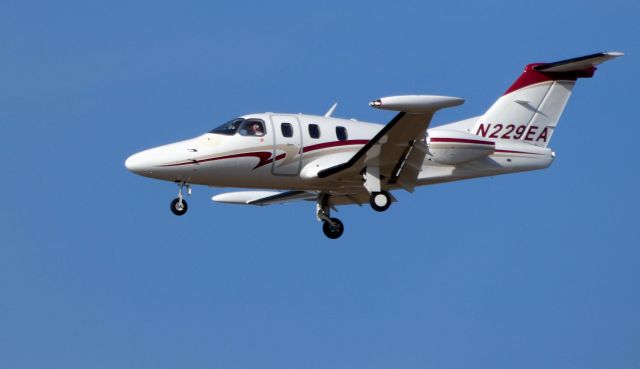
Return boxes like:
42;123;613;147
243;121;264;137
252;122;264;136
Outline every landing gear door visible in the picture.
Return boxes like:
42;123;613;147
270;115;302;175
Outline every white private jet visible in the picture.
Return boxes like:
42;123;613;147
125;52;622;239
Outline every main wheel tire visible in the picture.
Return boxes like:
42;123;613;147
322;218;344;239
170;198;188;216
369;191;391;212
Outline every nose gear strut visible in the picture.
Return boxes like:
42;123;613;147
316;193;344;239
170;182;190;216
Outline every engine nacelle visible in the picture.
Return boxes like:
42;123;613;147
427;129;495;165
369;95;464;113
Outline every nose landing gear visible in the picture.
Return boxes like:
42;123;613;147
322;218;344;239
317;193;344;239
170;182;191;216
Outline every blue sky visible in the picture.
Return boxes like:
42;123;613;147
1;0;639;368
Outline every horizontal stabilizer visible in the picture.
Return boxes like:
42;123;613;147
533;51;623;73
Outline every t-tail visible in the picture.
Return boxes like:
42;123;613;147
472;52;623;147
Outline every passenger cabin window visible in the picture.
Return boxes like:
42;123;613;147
308;124;320;139
336;126;348;141
281;123;293;137
239;119;265;137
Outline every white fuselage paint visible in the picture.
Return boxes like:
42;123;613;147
125;113;554;192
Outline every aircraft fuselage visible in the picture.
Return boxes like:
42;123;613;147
125;113;553;192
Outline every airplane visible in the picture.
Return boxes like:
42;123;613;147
125;52;622;239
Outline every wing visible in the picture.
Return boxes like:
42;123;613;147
317;95;464;191
212;189;394;207
212;190;316;206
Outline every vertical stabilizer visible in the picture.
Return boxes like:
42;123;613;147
473;52;623;147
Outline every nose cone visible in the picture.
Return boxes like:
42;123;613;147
126;138;201;180
125;151;153;175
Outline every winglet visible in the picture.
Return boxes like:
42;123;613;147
324;102;338;117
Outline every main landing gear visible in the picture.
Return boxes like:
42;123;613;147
170;182;191;216
363;166;392;212
315;189;392;239
369;191;391;212
317;194;344;239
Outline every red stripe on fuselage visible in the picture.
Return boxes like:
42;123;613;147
160;152;276;169
160;140;368;169
303;139;369;153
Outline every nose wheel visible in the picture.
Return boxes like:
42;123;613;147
170;182;191;216
170;197;188;216
317;193;344;239
322;218;344;239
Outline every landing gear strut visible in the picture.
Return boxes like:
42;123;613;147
170;182;190;216
317;193;344;239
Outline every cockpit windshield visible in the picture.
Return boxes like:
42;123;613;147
209;118;245;135
209;118;266;137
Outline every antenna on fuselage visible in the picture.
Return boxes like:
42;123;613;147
324;102;338;117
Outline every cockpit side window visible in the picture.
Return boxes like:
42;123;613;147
239;119;266;137
209;118;244;135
